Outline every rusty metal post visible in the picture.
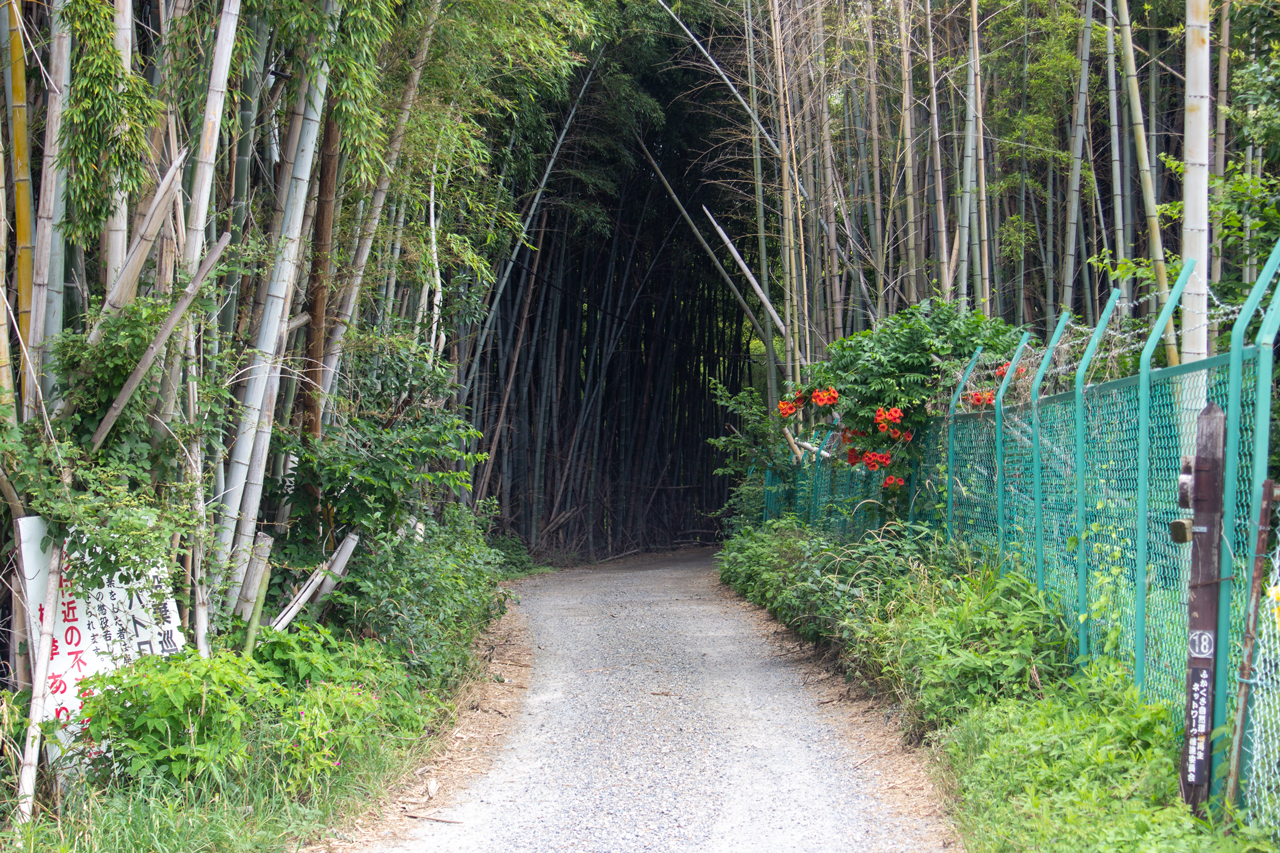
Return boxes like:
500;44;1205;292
1177;401;1226;811
1225;479;1278;806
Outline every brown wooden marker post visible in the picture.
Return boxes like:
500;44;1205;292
1178;401;1226;812
1225;479;1278;805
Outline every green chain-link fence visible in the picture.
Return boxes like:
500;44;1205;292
760;244;1280;826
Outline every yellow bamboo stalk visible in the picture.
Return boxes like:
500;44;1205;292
7;0;33;405
0;95;12;426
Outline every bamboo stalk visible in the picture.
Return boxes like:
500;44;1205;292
1116;0;1177;363
15;542;61;824
924;0;950;298
234;532;273;622
1060;0;1096;315
27;0;71;415
216;16;336;587
7;0;33;412
241;564;272;655
102;0;134;287
1182;0;1211;363
1209;1;1231;290
898;0;920;301
183;0;242;272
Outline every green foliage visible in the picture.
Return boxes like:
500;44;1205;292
59;0;163;246
1230;48;1280;163
80;650;280;786
718;519;1069;735
945;661;1278;852
809;301;1020;442
332;506;507;689
1;296;235;595
882;567;1073;736
718;518;1271;851
487;531;553;577
275;331;482;539
79;625;434;795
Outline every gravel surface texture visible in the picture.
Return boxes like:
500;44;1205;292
375;551;950;853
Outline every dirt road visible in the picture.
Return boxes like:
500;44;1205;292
371;550;953;853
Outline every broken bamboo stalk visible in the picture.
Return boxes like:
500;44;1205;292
271;533;358;631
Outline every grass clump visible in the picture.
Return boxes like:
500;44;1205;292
716;518;1279;852
945;660;1275;852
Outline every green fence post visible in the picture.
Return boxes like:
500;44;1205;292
815;428;835;531
948;347;985;539
995;332;1033;566
1134;263;1195;693
1030;312;1072;591
908;455;920;524
1235;240;1280;804
1074;288;1122;659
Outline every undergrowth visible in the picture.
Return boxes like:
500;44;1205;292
717;517;1278;852
8;510;511;852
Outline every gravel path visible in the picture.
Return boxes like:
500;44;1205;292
376;551;950;853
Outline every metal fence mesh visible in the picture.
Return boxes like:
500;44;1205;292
1245;537;1280;830
762;343;1275;828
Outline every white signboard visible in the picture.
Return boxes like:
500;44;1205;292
17;517;187;728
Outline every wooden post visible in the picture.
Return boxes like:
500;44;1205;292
1225;479;1278;805
1177;401;1226;811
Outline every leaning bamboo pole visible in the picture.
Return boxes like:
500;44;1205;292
25;0;71;418
1116;0;1177;364
924;0;950;298
1060;0;1095;316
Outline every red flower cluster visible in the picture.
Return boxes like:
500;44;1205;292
994;362;1026;380
778;400;797;417
883;475;906;488
970;390;996;406
811;386;839;406
875;406;905;437
848;449;892;471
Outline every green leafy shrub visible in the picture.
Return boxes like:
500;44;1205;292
719;519;1273;852
944;661;1277;853
879;566;1073;737
334;506;507;689
253;624;432;734
79;625;434;796
80;650;281;785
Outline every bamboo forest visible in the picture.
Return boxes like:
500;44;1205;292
0;0;1277;845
